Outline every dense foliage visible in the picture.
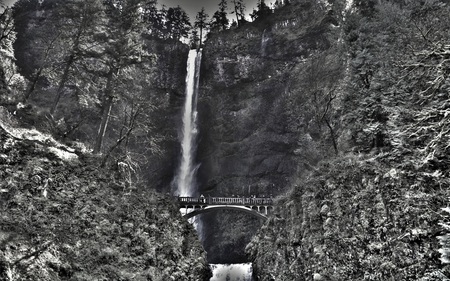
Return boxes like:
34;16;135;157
0;120;211;280
0;0;193;192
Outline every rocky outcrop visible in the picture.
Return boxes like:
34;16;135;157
0;7;24;103
247;154;449;280
197;0;344;263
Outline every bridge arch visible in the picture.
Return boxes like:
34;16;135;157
183;205;268;220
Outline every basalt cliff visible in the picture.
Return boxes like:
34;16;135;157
197;0;344;263
197;0;450;278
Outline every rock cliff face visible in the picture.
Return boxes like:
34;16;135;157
0;8;24;104
198;1;340;196
140;39;189;191
246;0;450;279
196;0;344;263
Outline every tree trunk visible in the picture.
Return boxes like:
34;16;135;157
22;32;61;102
233;0;240;25
23;68;43;102
199;27;203;49
324;118;338;155
94;95;113;154
50;54;74;115
100;105;140;167
94;69;116;154
51;18;85;115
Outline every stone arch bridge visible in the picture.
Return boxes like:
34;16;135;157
177;196;274;220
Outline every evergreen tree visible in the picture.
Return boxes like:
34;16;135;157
194;7;209;48
231;0;246;26
353;0;377;17
49;0;105;115
12;0;45;81
0;4;14;45
165;6;191;41
230;19;237;28
273;0;284;10
93;0;150;154
142;0;162;37
210;0;228;32
12;0;107;108
12;0;65;102
157;5;169;39
250;0;272;21
189;29;199;49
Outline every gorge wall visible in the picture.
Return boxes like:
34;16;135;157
139;39;189;191
245;0;450;280
198;0;342;197
196;0;345;263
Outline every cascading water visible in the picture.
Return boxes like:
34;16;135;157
175;49;202;197
210;263;253;281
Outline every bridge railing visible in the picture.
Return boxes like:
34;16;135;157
178;197;204;204
178;196;273;206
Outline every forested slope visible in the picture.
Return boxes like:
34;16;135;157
247;0;450;280
0;120;210;280
2;0;190;191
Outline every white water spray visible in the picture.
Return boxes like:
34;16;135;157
210;263;253;281
176;49;202;197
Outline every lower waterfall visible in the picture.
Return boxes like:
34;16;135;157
210;263;253;281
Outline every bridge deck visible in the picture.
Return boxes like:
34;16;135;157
178;196;273;206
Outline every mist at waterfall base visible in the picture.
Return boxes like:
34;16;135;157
210;263;253;281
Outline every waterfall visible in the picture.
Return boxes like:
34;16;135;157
175;50;255;281
260;29;269;56
175;49;202;197
210;263;253;281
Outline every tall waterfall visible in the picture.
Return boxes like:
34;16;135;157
175;49;202;196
